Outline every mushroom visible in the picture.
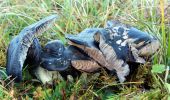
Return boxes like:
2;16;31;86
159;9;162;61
6;15;58;82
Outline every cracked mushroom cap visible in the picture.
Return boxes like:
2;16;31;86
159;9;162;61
6;15;58;82
92;21;160;82
94;29;130;82
105;20;160;57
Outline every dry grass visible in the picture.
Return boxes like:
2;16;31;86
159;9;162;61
0;0;169;99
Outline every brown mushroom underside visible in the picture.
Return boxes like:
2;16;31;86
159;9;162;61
71;60;101;72
68;40;110;68
138;40;160;56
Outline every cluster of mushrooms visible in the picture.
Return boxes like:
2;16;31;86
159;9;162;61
6;15;160;84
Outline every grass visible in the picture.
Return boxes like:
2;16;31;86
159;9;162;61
0;0;170;99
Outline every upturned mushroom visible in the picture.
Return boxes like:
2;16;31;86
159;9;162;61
6;15;58;82
66;21;160;82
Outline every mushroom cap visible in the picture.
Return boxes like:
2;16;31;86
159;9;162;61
92;20;160;82
41;40;70;71
105;20;160;60
96;28;130;61
94;29;130;82
6;15;58;82
66;28;101;48
98;27;142;63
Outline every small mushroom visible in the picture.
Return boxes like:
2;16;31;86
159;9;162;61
41;40;101;73
32;40;101;83
40;40;70;71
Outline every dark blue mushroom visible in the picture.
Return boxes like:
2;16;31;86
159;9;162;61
66;22;160;82
105;20;160;60
41;40;101;73
6;15;58;82
40;40;70;71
